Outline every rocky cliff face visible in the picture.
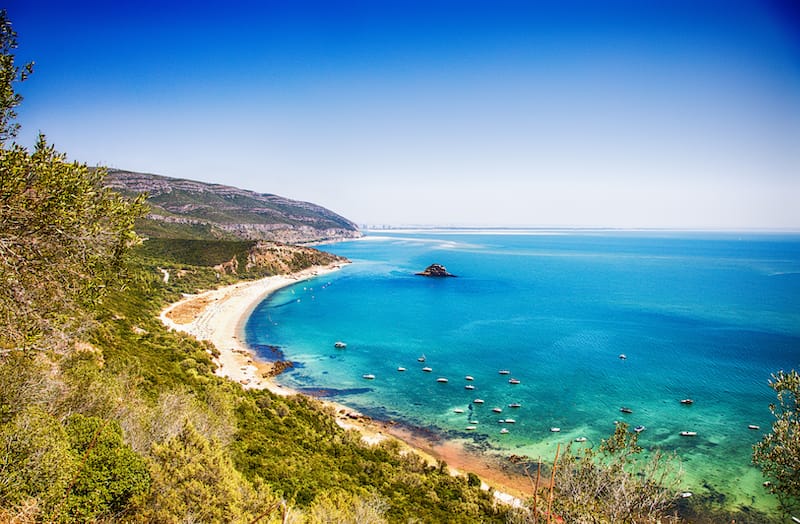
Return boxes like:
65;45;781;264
105;170;361;244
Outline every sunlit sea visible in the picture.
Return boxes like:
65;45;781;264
245;230;800;513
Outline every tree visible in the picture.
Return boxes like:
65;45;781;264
539;423;682;523
0;9;33;143
753;369;800;514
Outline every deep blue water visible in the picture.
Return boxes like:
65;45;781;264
246;230;800;512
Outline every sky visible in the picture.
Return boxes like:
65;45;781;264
5;0;800;229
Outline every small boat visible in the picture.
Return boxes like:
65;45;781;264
422;367;433;372
550;427;561;432
619;354;626;360
620;407;633;414
436;377;448;383
397;367;406;372
508;403;521;408
334;341;347;348
748;424;760;430
417;355;426;362
680;399;694;405
473;399;484;404
465;426;477;431
508;378;521;385
500;428;509;434
465;375;474;381
575;437;587;442
492;407;503;413
498;370;510;375
634;425;646;433
680;431;697;437
464;384;475;390
454;408;464;414
469;419;479;424
362;374;375;380
504;418;516;424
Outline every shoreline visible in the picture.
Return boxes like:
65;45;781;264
159;264;532;503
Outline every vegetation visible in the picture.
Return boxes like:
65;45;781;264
753;369;800;515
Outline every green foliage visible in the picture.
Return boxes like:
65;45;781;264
547;423;682;523
62;414;151;522
136;238;256;267
753;369;800;514
0;406;77;518
140;421;276;523
0;9;33;142
0;136;147;350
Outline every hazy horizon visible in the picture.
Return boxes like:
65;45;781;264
6;1;800;229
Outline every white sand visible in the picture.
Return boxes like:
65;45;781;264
160;263;343;395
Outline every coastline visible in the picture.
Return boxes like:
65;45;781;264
159;263;532;503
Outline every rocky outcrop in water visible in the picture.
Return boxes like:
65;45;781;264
415;263;456;277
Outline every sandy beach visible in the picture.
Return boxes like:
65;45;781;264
160;263;532;504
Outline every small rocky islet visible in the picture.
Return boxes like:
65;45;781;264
415;263;457;277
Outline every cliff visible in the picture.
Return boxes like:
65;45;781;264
105;170;361;244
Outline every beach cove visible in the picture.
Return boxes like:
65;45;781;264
159;262;533;501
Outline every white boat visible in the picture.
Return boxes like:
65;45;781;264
504;418;516;424
500;428;509;434
748;424;760;430
492;407;503;413
422;367;433;372
397;367;406;372
508;403;521;408
508;378;521;385
362;374;375;380
473;399;484;404
464;384;475;390
550;427;561;432
465;426;477;431
334;341;347;348
454;408;464;413
634;425;646;433
575;437;587;442
437;377;448;383
469;419;479;424
417;355;426;362
680;398;694;405
620;407;633;414
680;492;693;498
498;370;510;375
465;375;474;381
680;431;697;437
618;354;626;360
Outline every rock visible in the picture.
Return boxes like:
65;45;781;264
415;263;456;277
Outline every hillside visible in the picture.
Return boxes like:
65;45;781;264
105;170;361;244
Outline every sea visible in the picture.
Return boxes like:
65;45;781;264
245;230;800;515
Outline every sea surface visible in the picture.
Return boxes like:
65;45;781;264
246;230;800;514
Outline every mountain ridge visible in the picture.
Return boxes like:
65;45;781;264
105;169;361;244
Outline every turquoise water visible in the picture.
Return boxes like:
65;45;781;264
246;230;800;513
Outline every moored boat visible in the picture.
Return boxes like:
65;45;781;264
465;375;474;381
464;384;475;390
508;403;521;408
680;431;697;437
454;408;464;413
634;425;646;433
492;407;503;413
508;378;521;385
417;355;426;362
465;426;477;431
550;427;561;432
498;370;510;375
362;374;375;380
422;366;433;372
437;377;448;383
504;418;516;424
575;437;587;442
680;399;694;405
500;428;509;434
334;341;347;348
620;407;633;414
473;398;484;404
397;367;406;372
748;424;760;430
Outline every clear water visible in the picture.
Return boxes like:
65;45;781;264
246;230;800;513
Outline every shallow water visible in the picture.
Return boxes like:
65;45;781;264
246;230;800;514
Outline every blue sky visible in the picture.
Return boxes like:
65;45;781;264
6;0;800;228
